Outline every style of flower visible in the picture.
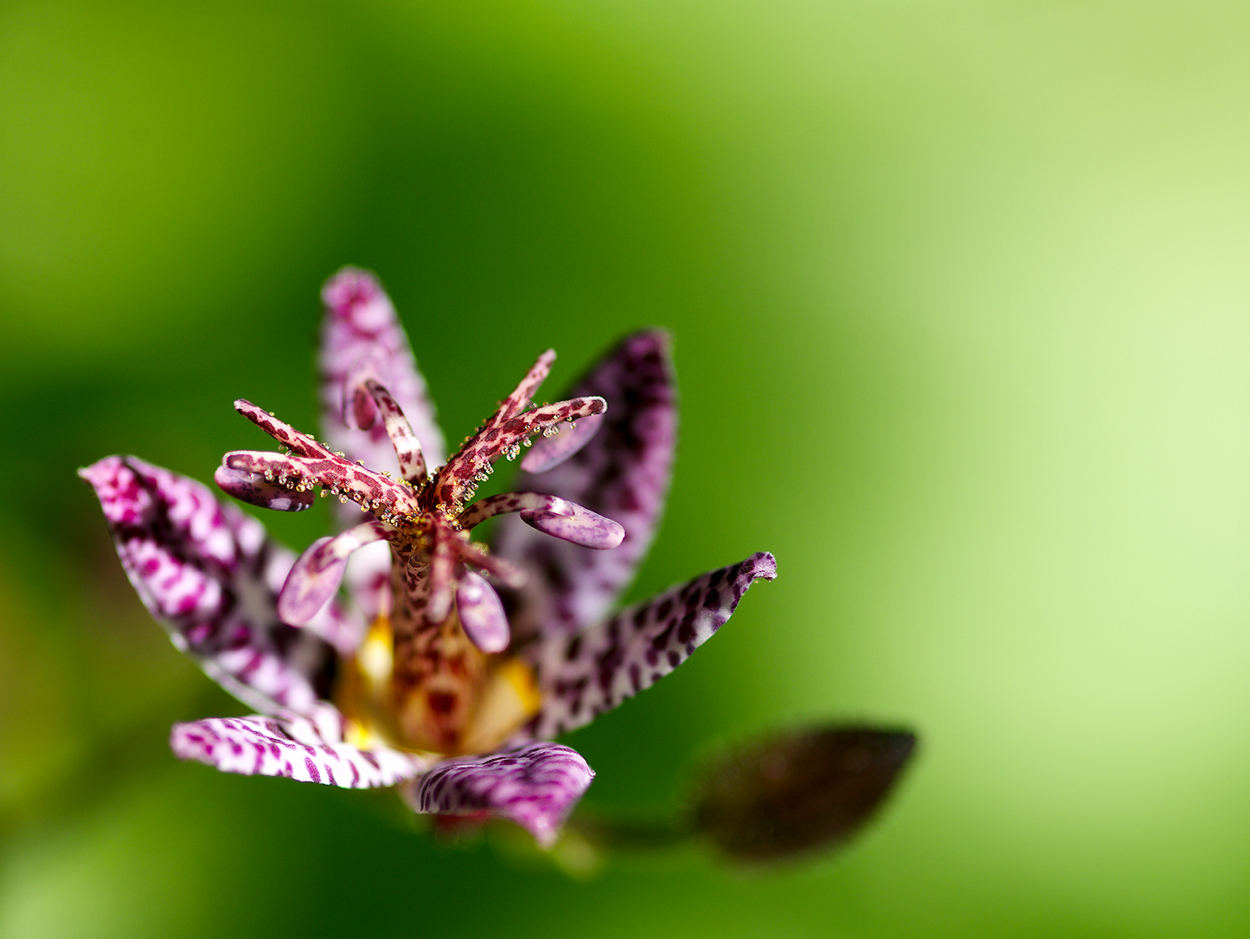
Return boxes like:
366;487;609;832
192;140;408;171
81;269;776;846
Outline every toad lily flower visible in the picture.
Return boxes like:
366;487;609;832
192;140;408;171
81;269;776;846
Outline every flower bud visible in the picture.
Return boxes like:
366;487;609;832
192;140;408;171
687;724;916;863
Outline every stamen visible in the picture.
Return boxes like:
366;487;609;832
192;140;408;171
520;502;624;550
456;492;624;550
449;540;526;589
278;521;392;625
455;572;510;654
432;393;606;508
520;412;604;473
213;464;317;512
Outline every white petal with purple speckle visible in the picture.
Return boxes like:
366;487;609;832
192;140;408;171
405;741;594;847
525;552;777;738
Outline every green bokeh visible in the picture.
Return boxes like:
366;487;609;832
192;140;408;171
4;1;1250;936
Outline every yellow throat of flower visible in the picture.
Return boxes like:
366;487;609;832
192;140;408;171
337;613;541;757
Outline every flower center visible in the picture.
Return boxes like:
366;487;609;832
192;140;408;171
214;348;624;757
336;610;541;756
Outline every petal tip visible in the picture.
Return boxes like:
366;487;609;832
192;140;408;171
321;266;383;319
78;456;119;488
749;551;778;581
170;721;209;762
623;327;672;357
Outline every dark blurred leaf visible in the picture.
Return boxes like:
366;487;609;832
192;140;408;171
687;724;917;863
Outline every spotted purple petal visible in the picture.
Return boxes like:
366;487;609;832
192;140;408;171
404;741;595;847
525;552;777;738
493;331;676;644
319;267;447;484
80;457;362;706
171;712;428;788
319;270;444;623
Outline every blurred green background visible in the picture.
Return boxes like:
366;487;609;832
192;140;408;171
4;1;1250;936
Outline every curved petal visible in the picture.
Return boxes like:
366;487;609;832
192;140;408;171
319;270;441;617
525;552;777;738
171;713;427;788
80;457;362;711
319;267;447;489
404;741;594;847
493;331;676;644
